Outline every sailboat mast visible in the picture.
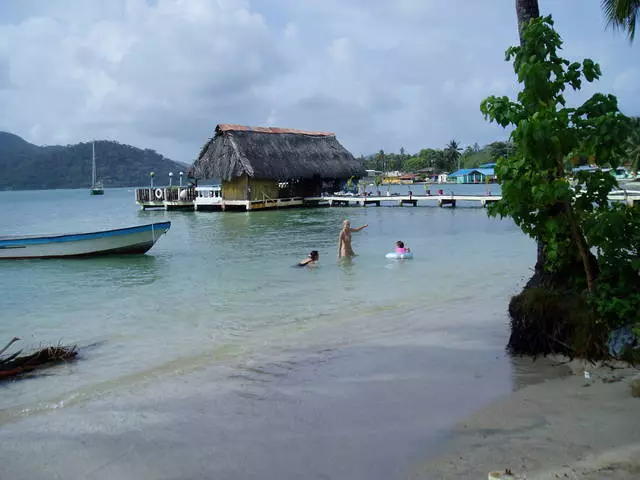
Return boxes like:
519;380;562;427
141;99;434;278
92;141;96;187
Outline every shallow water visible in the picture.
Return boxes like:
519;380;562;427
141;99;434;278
0;185;534;421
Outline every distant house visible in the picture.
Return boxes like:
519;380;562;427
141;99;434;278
192;124;365;200
398;173;417;183
437;173;448;184
572;165;629;180
447;167;496;184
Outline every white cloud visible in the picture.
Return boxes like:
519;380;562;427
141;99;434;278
0;0;637;162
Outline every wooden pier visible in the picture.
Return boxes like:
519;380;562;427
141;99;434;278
135;188;640;211
135;187;330;211
323;193;501;208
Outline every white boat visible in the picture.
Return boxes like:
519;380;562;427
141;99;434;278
0;222;170;259
194;185;222;210
90;141;104;195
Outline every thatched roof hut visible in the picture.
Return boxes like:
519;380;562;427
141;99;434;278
192;124;364;182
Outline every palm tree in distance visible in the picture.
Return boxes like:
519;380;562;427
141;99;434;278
602;0;640;41
445;139;462;171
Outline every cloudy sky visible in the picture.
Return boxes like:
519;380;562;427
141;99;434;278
0;0;638;162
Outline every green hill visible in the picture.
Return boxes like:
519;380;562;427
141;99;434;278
0;132;190;190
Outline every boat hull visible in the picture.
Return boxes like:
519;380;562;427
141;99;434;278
0;222;170;259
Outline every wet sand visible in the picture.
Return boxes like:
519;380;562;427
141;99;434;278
3;321;637;480
0;336;514;480
410;357;640;479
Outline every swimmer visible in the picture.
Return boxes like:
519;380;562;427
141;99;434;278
395;241;410;254
298;250;319;267
338;220;368;258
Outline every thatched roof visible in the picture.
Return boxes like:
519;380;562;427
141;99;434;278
192;124;365;181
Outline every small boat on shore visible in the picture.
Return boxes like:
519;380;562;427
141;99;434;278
0;221;171;259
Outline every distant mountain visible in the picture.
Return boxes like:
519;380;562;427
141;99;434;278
0;131;190;190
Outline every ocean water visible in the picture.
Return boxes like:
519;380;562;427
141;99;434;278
0;185;534;422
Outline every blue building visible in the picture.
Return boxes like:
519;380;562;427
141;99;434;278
447;167;496;184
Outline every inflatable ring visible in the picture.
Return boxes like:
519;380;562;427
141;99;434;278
154;188;163;200
385;252;413;259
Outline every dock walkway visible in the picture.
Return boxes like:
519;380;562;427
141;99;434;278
322;193;500;208
135;188;640;211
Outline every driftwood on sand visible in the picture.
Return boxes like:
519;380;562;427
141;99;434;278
0;337;77;380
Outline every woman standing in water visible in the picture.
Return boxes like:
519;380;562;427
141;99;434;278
338;219;368;258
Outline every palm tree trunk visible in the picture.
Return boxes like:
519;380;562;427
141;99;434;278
516;0;540;43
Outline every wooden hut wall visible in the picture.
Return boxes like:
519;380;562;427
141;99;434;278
248;178;279;201
222;175;248;200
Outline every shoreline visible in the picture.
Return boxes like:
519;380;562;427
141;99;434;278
410;357;640;479
4;307;638;479
0;329;516;480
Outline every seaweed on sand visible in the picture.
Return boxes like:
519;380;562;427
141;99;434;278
0;337;77;380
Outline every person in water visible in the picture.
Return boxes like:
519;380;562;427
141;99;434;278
395;241;410;254
298;250;319;267
338;220;368;258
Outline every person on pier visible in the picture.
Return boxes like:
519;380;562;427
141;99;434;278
338;220;368;258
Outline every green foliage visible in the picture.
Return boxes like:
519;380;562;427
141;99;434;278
623;117;640;172
601;0;640;42
0;132;188;190
481;16;638;352
583;203;640;328
444;139;462;171
487;141;515;162
403;156;428;171
481;16;629;267
364;144;501;174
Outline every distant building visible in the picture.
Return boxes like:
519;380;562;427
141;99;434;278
437;173;448;184
192;124;365;200
447;167;496;184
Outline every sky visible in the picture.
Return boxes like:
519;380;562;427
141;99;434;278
0;0;638;163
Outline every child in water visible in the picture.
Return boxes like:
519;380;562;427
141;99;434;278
298;250;319;267
395;241;410;254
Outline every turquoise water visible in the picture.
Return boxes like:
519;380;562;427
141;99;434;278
0;185;534;419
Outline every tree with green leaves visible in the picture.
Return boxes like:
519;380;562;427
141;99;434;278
444;140;462;171
624;117;640;172
517;0;639;43
403;156;428;172
602;0;640;41
487;141;515;162
481;16;635;357
375;149;386;172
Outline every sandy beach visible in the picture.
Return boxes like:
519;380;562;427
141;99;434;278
410;357;640;479
2;338;639;480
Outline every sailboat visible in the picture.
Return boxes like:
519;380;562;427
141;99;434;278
90;141;104;195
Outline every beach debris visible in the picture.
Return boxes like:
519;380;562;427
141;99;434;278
607;325;638;358
488;469;525;479
0;337;77;380
601;374;624;383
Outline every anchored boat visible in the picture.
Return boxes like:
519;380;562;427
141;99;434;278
90;141;104;195
0;222;171;259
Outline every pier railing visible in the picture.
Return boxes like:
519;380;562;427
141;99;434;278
135;187;197;205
